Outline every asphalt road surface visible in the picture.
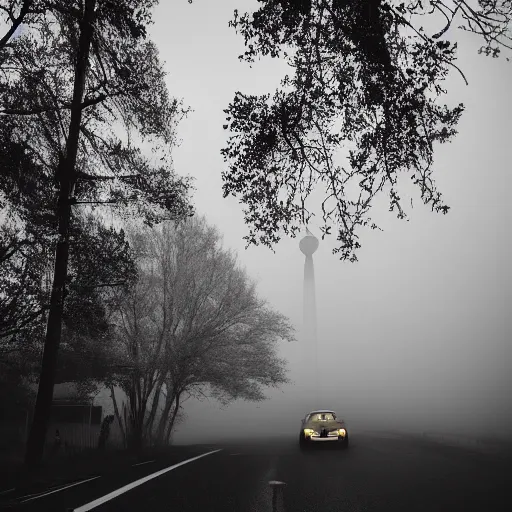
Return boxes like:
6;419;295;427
1;432;510;512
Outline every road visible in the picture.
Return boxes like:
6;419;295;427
1;432;510;512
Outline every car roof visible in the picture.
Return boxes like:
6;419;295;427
307;410;336;414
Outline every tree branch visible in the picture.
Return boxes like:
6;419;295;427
0;0;31;50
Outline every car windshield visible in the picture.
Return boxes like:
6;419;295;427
308;412;335;421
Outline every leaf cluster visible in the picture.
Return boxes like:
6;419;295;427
1;0;193;227
0;1;194;386
222;0;510;260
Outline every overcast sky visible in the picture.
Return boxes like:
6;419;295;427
146;1;512;442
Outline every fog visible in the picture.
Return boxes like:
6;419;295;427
149;1;512;445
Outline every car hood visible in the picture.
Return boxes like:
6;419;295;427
303;419;345;431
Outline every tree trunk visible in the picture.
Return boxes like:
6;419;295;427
24;0;97;468
127;375;145;451
109;385;127;448
165;393;180;445
133;392;149;452
144;372;164;444
155;385;175;445
123;402;129;449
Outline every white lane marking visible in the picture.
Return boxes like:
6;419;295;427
19;476;101;503
132;460;155;467
18;481;80;499
0;488;15;495
72;449;222;512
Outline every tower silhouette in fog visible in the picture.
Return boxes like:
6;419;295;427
299;228;319;343
299;228;319;400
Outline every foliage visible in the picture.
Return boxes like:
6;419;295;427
222;0;512;260
0;0;193;227
0;0;193;464
0;362;34;419
0;120;54;345
0;0;193;353
0;111;136;376
0;210;136;397
0;223;47;344
109;216;293;448
56;215;137;385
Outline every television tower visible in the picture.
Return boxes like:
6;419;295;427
299;228;319;404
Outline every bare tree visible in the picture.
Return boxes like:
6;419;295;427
110;216;293;449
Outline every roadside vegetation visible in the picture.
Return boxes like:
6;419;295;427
1;0;511;469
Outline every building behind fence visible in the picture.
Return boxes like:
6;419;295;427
49;383;127;453
0;383;128;464
47;400;102;452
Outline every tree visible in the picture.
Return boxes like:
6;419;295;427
0;210;136;459
0;224;47;345
0;0;193;466
55;215;137;386
109;216;293;450
0;117;135;365
221;0;512;261
0;205;136;442
0;119;55;345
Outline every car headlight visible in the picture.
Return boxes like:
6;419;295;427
337;428;346;437
303;428;318;437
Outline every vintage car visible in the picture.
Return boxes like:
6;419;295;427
299;409;349;449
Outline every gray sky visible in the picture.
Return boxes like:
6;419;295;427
148;1;512;442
